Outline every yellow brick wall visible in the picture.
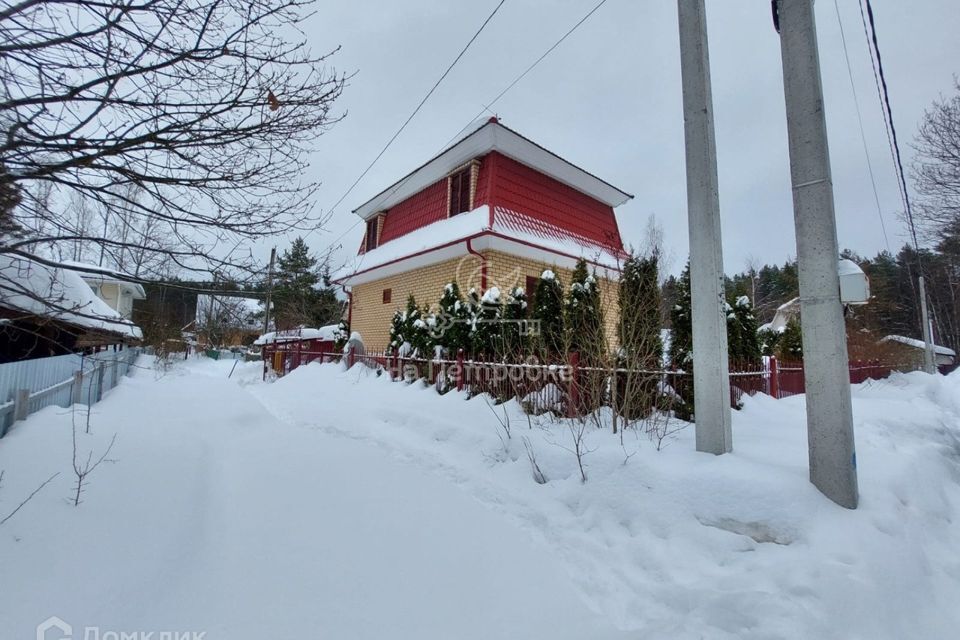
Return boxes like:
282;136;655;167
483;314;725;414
351;255;484;352
349;250;620;352
482;250;620;350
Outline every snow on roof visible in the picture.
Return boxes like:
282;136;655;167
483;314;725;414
63;261;147;299
0;255;143;339
254;325;341;346
332;205;625;285
352;119;633;220
881;335;956;357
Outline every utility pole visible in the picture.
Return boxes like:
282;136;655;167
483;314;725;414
677;0;732;454
776;0;858;508
263;246;277;336
918;276;936;373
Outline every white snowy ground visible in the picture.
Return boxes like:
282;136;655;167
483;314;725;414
1;357;959;639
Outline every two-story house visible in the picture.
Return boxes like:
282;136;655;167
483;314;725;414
333;118;633;352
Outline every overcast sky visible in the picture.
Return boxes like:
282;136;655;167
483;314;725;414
290;0;960;277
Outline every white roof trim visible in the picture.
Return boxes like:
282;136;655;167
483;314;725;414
335;235;621;288
353;121;633;220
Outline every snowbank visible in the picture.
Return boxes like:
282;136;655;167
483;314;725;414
3;354;959;638
252;364;960;639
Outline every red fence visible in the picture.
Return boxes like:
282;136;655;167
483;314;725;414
263;349;913;414
770;357;915;399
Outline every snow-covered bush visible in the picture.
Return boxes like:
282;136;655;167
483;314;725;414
531;268;565;357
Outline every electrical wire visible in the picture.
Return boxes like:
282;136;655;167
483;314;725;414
305;0;509;252
334;0;612;277
440;0;610;153
832;0;890;252
859;0;920;251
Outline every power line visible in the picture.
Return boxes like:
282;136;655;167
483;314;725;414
337;0;612;276
373;0;612;216
832;0;889;251
441;0;611;152
859;0;920;251
306;0;509;252
858;0;938;368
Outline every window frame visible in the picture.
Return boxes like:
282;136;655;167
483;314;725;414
365;218;379;252
448;166;472;217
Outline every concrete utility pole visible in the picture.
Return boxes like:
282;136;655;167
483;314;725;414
677;0;732;455
263;246;277;336
776;0;858;508
918;276;936;373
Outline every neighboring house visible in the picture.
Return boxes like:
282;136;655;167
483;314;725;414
880;335;957;369
195;294;265;346
758;297;800;334
332;118;633;351
66;261;147;320
0;255;143;362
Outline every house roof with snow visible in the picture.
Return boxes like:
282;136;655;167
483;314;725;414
352;119;632;220
334;119;633;287
0;255;143;341
253;324;341;346
881;335;956;358
64;261;147;299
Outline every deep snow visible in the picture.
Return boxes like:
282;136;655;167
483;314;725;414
2;356;960;639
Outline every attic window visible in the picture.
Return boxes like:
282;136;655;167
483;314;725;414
448;167;471;217
365;218;379;252
382;288;392;304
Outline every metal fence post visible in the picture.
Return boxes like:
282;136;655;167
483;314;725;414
769;356;780;399
96;363;106;402
71;371;83;405
456;349;464;393
567;351;580;418
13;389;29;422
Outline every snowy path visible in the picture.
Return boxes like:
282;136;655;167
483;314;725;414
0;359;629;639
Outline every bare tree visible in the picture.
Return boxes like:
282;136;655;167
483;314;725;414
1;0;345;291
912;79;960;242
0;469;61;527
70;398;117;506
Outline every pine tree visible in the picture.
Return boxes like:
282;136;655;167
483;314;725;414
531;269;565;357
668;262;693;370
473;287;503;356
668;262;694;419
619;253;663;366
500;285;529;356
388;308;406;354
273;237;320;330
617;253;664;418
435;282;471;355
388;295;432;357
727;295;762;364
778;316;804;361
565;259;605;359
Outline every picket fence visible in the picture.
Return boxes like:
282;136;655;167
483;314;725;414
0;346;141;437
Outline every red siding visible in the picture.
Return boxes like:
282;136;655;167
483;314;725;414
474;154;492;207
360;150;624;254
376;180;448;246
489;152;623;250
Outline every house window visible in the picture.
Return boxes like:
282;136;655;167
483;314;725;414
366;218;379;252
382;288;392;304
448;167;472;217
